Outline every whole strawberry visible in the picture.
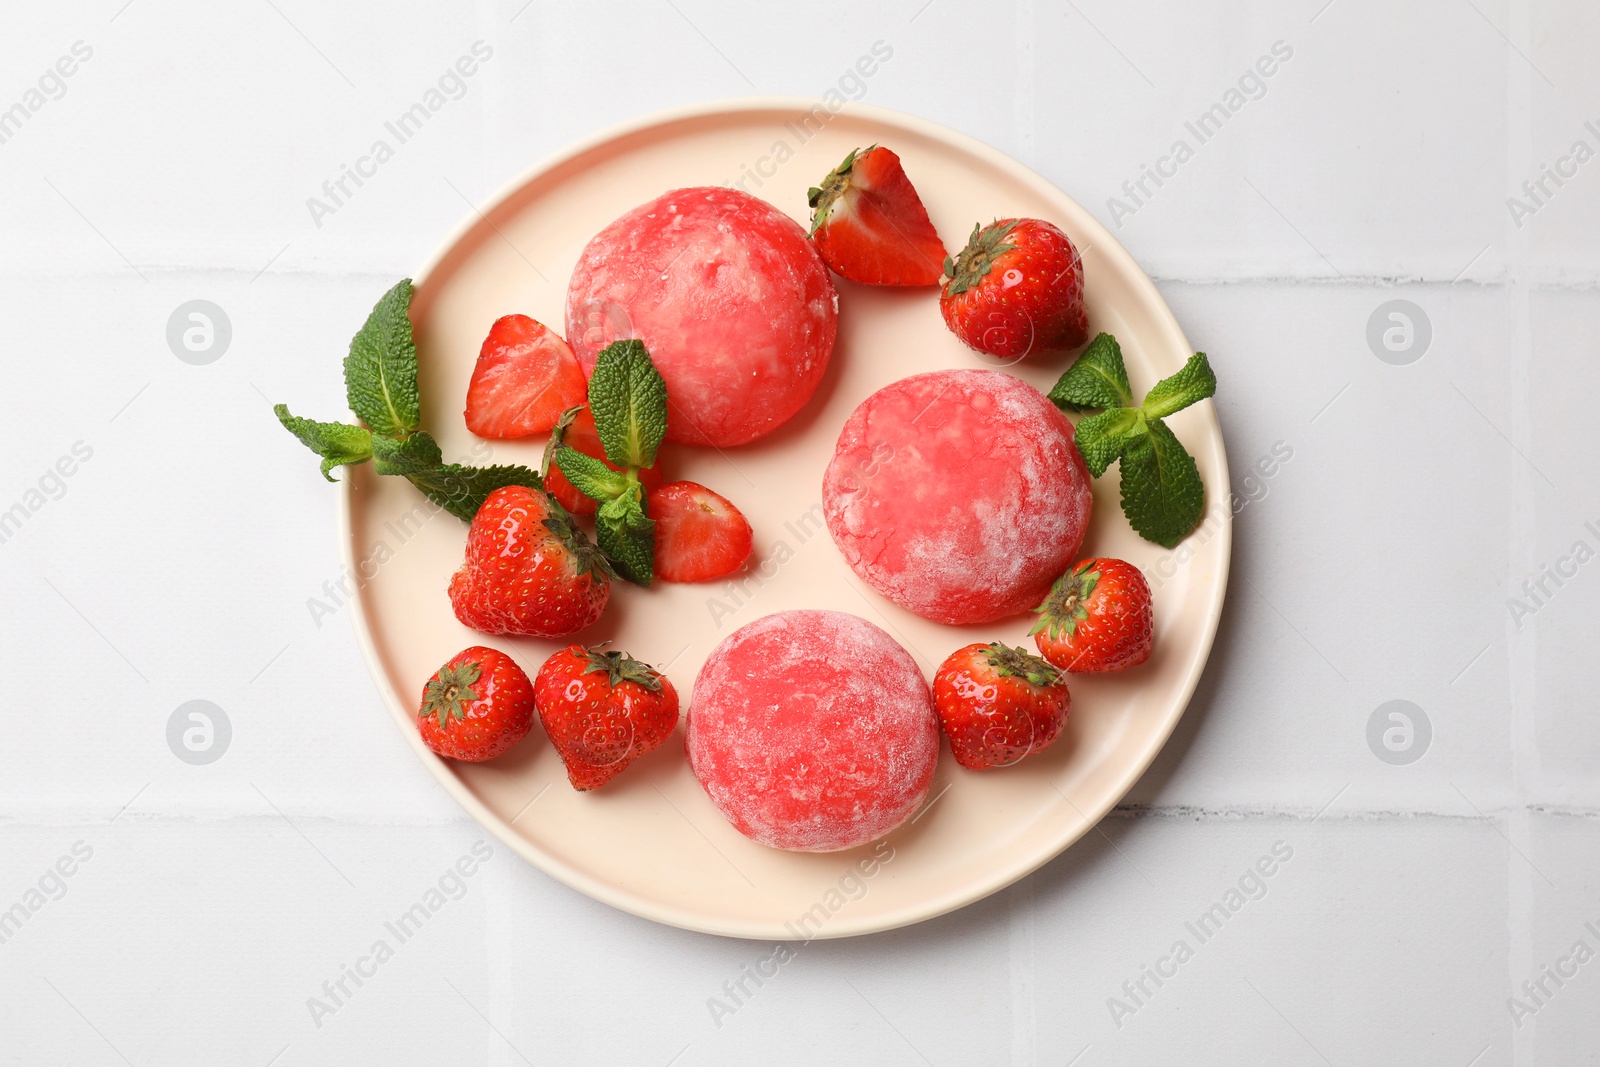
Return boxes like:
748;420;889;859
1031;558;1153;673
939;218;1088;361
417;646;536;762
934;642;1070;770
535;645;680;790
448;485;611;637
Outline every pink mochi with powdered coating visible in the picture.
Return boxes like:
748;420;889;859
823;369;1093;625
564;186;838;447
686;610;938;853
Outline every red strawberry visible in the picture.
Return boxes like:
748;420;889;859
933;642;1070;770
417;646;536;762
808;145;947;286
939;218;1088;361
648;481;752;582
1031;558;1153;673
545;407;665;518
534;645;680;790
464;314;588;438
448;485;611;637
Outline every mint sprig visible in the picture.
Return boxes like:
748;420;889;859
550;340;674;587
275;278;549;524
1048;333;1216;549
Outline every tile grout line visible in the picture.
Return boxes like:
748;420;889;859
1505;2;1537;1064
1008;874;1037;1067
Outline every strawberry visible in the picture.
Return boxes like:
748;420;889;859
544;407;665;518
534;645;680;790
1031;558;1153;673
417;646;536;762
648;481;752;582
448;485;611;637
807;145;947;286
933;642;1071;770
464;314;588;438
939;218;1088;361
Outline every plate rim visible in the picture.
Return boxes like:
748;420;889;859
337;96;1232;940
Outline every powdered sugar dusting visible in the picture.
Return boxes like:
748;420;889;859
822;369;1092;624
564;186;838;447
686;610;939;853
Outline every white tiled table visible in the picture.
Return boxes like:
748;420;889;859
1;2;1594;1064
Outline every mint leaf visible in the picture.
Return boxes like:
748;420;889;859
595;489;655;585
1117;417;1205;549
371;432;542;521
275;404;372;481
554;447;630;502
588;340;668;469
410;462;544;522
1141;353;1216;419
1048;332;1132;412
369;429;442;476
344;279;421;437
1073;407;1145;478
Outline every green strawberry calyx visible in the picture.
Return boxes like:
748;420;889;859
943;219;1020;295
421;660;483;728
541;499;616;583
981;642;1065;689
580;646;663;693
1029;561;1101;643
806;144;873;236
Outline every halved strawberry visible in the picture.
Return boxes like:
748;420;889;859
545;407;665;518
808;145;947;286
464;314;588;438
648;481;752;582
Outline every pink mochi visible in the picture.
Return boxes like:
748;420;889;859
564;186;839;447
823;369;1093;625
686;610;938;853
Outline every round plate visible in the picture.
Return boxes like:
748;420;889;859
339;98;1230;939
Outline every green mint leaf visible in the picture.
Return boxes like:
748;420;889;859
344;279;421;437
1074;407;1146;478
1117;417;1205;549
1047;332;1132;412
554;447;630;502
595;489;655;586
587;340;668;469
371;432;542;521
1141;353;1217;420
274;404;372;481
411;463;545;522
369;429;443;476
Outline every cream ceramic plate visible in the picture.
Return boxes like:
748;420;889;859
339;99;1230;939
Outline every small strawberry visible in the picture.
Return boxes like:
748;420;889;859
417;646;536;762
1031;558;1153;673
939;218;1088;361
648;481;752;582
448;485;611;637
933;643;1070;770
808;145;947;286
544;407;665;518
464;314;588;438
535;645;680;790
